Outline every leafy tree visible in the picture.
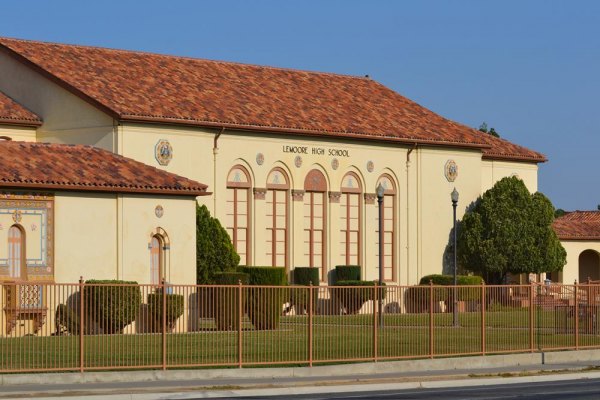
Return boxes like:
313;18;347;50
196;203;240;284
554;208;566;218
457;177;566;284
478;122;500;138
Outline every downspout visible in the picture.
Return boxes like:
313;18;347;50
406;143;417;285
213;127;225;215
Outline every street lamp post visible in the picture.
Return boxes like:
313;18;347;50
376;183;385;328
451;188;459;327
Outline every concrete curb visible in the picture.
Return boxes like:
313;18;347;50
2;348;600;386
13;370;600;400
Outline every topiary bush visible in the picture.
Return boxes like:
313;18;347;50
84;280;141;334
196;203;240;284
147;290;184;333
333;281;386;315
238;266;288;330
54;303;80;335
335;265;361;282
290;267;319;314
213;272;249;331
419;274;484;302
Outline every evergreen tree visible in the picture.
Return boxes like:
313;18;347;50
457;177;566;284
196;203;240;284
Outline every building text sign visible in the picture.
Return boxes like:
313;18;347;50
282;145;350;157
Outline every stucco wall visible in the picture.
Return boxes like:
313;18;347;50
0;51;115;150
481;160;538;193
0;125;36;142
559;241;600;285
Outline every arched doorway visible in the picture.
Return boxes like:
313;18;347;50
579;250;600;282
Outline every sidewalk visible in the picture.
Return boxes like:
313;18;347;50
1;350;600;399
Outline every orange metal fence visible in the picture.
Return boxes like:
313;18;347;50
1;280;600;373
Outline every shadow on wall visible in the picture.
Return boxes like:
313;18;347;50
442;200;477;276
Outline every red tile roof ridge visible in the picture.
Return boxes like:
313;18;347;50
552;211;600;241
0;36;368;81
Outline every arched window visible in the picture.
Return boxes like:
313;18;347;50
150;234;164;285
8;225;26;280
376;175;396;281
226;165;251;265
266;168;289;268
340;172;362;265
304;169;327;280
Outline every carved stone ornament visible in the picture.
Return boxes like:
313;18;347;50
253;187;267;200
155;205;164;218
291;189;305;201
328;191;342;203
155;139;173;166
294;155;303;168
12;210;22;223
364;193;377;205
366;160;374;173
331;158;339;170
256;153;265;166
444;160;458;182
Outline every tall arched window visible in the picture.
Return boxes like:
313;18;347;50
226;165;251;265
376;175;396;281
8;225;26;280
340;172;362;265
266;168;289;268
150;234;164;285
304;169;327;280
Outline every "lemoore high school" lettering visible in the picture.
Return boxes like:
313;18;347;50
282;145;349;157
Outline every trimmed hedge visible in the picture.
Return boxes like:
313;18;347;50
55;303;80;335
405;275;485;313
84;280;141;334
213;272;249;331
239;266;288;330
290;267;320;315
335;265;361;282
332;281;386;315
147;291;184;333
419;274;484;286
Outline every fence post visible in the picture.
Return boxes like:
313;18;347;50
79;276;84;373
238;280;243;368
429;280;434;359
162;278;167;371
481;282;486;355
574;280;579;350
529;281;535;352
373;282;378;362
308;283;313;367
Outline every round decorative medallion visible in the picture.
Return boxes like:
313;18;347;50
12;210;22;223
31;223;37;231
294;155;303;168
256;153;265;166
511;172;520;179
366;160;374;173
445;160;458;182
155;139;173;166
331;158;339;170
155;205;164;218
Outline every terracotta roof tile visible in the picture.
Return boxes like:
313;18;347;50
553;211;600;240
0;91;42;127
0;37;545;162
0;140;208;196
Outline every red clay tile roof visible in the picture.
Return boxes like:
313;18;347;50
0;37;545;163
553;211;600;241
0;140;208;196
0;91;42;127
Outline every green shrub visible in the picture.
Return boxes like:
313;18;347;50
84;280;141;334
419;274;484;286
291;267;319;314
293;267;319;285
55;303;80;335
147;291;184;333
332;281;386;315
409;275;485;312
335;265;361;282
239;266;288;330
404;286;430;313
196;204;240;284
213;272;249;331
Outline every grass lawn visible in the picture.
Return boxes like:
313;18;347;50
1;310;599;372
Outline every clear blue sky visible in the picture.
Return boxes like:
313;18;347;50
2;0;598;211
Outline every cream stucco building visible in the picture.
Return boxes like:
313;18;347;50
0;37;550;287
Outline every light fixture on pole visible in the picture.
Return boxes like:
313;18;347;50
451;188;459;327
376;183;385;328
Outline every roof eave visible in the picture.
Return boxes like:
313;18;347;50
0;117;42;128
0;182;209;197
482;153;547;164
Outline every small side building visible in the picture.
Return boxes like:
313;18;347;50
553;211;600;284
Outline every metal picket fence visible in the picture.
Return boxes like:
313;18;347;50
1;279;600;373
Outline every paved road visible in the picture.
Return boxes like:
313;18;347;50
231;378;600;400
